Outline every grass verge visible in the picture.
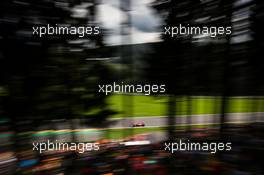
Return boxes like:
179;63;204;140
108;95;264;118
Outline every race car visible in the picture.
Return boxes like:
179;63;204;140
132;121;145;127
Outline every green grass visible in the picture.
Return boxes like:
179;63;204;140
103;127;166;140
107;95;168;118
108;95;264;118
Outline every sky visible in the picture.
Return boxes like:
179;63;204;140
96;0;162;46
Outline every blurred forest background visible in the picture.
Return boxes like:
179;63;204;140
0;0;264;174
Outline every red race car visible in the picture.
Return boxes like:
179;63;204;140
132;121;145;127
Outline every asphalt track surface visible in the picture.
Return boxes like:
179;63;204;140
31;112;264;142
108;112;264;129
